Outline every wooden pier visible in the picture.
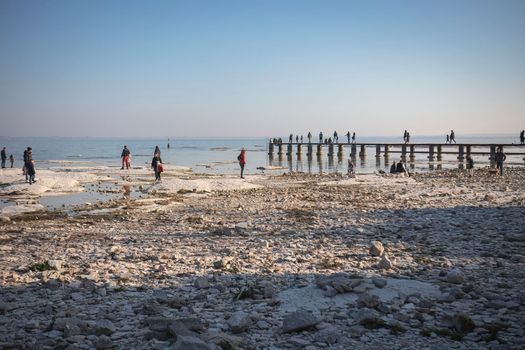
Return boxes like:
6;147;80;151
268;141;525;164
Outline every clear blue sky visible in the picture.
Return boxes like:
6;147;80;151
1;0;524;137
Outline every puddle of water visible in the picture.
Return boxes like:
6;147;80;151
1;183;144;212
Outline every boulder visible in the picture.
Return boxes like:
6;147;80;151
446;268;464;284
227;311;252;334
282;310;320;333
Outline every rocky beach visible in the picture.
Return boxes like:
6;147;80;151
1;166;524;349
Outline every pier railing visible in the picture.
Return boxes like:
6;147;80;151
267;141;525;164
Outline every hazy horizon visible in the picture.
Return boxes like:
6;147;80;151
1;0;524;137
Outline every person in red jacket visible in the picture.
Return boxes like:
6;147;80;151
237;148;246;179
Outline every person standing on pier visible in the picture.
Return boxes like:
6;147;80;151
351;132;356;144
450;130;456;143
346;131;351;144
333;131;338;143
295;136;299;143
1;147;6;168
406;132;411;144
289;134;293;143
520;130;524;145
319;132;323;143
307;132;312;143
300;135;303;143
121;145;131;170
495;147;506;176
446;134;450;144
403;130;408;143
237;148;246;179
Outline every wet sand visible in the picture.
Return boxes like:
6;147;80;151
0;166;524;349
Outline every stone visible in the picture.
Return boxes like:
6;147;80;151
377;255;393;269
453;312;475;334
357;293;380;308
369;241;384;256
172;335;211;350
282;311;320;333
446;268;465;284
315;273;361;294
48;260;64;270
227;311;252;334
93;320;116;336
194;277;211;289
372;278;387;288
94;335;114;349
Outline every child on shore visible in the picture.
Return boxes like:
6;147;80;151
237;148;246;179
9;155;14;168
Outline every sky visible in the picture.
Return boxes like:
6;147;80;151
1;0;524;138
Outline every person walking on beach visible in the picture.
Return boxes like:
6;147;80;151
237;148;246;179
466;155;474;176
307;132;312;143
351;132;356;144
319;132;323;143
9;155;14;168
1;147;6;168
520;130;524;145
450;130;456;144
151;153;163;182
23;148;29;182
121;145;131;170
495;147;506;176
346;131;351;144
446;134;450;144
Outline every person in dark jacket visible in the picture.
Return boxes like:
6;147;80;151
466;155;474;176
154;145;161;156
307;132;312;143
237;148;246;179
151;153;163;181
396;161;407;175
319;132;323;143
1;147;6;168
9;155;14;168
351;132;356;144
495;147;506;176
450;130;456;143
520;130;524;145
26;149;35;184
121;145;131;170
23;147;32;182
390;161;397;174
346;131;351;144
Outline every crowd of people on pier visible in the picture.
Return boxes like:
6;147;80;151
271;131;357;145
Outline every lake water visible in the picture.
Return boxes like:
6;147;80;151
0;135;523;175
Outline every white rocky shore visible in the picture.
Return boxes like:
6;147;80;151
0;166;524;349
